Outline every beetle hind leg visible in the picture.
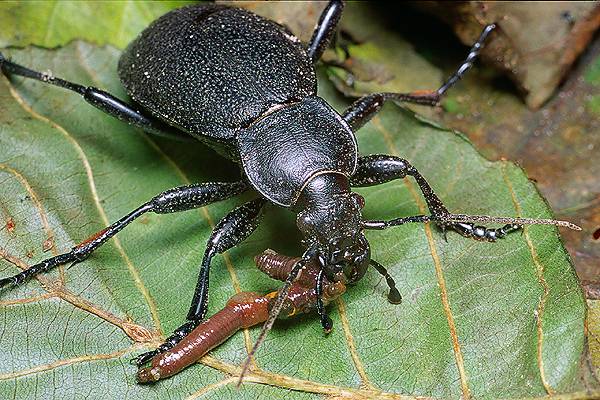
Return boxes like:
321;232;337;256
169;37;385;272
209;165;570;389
307;0;344;63
342;24;496;131
0;51;189;141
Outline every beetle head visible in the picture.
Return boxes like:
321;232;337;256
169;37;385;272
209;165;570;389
296;192;370;284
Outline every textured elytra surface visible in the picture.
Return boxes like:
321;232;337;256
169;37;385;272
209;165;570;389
0;2;593;399
118;4;316;140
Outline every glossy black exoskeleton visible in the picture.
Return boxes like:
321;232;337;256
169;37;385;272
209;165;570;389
0;1;578;376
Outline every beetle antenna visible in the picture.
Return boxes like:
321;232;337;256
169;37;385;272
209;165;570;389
236;251;312;387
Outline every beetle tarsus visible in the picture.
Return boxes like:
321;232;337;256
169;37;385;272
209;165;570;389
351;154;529;244
436;23;497;97
136;319;201;365
342;23;496;131
132;320;199;367
0;253;78;289
451;222;521;242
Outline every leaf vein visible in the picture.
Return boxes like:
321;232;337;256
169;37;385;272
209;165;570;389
372;114;471;399
0;343;144;381
0;163;58;258
4;78;163;335
335;296;377;390
0;248;155;343
501;162;554;395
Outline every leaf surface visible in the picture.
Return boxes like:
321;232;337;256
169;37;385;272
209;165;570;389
0;0;195;49
0;2;590;399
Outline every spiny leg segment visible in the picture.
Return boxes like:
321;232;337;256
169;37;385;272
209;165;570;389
342;24;496;131
134;197;267;366
0;181;248;289
350;154;518;241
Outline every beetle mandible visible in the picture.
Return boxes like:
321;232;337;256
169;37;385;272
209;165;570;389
0;1;579;372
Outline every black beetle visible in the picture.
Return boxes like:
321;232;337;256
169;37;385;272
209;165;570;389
0;1;579;376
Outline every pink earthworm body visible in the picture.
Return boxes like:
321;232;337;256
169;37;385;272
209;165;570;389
137;250;346;383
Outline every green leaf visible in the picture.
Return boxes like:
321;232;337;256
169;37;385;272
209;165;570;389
0;2;591;399
0;0;195;49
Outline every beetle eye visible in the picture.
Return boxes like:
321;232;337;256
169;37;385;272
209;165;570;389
352;193;365;209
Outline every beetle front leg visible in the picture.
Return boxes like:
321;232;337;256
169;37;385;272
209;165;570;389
342;24;495;131
351;154;521;241
134;198;267;366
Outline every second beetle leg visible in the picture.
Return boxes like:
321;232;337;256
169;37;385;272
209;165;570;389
351;154;521;241
0;181;248;289
135;198;267;366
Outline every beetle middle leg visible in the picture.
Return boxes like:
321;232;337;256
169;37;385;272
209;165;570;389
134;198;267;366
0;181;248;289
342;24;496;131
350;154;521;241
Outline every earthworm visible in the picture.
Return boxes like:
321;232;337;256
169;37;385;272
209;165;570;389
137;250;346;383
